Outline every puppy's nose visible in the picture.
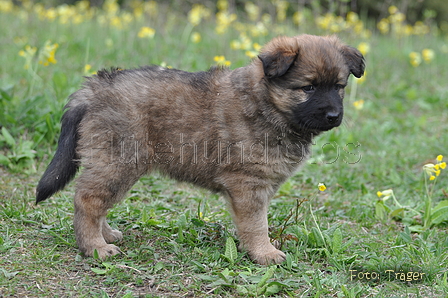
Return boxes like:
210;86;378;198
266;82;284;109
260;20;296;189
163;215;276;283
326;112;340;124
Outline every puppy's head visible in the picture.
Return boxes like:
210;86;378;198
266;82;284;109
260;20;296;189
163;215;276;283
256;34;365;133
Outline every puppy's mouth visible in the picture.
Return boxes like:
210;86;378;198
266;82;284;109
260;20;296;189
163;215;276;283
292;111;343;133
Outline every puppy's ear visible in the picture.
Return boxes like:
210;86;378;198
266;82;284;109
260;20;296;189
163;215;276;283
258;50;297;79
341;46;365;78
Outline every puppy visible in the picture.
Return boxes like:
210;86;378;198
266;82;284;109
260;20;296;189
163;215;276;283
36;34;364;265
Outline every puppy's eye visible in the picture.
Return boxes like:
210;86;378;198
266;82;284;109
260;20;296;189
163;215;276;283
334;84;345;91
302;85;315;93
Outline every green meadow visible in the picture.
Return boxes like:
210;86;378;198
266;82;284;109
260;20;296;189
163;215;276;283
1;1;447;297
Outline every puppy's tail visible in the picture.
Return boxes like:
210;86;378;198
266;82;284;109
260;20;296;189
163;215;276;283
36;102;87;204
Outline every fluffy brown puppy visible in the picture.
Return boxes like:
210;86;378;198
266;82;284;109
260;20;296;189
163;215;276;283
36;34;365;265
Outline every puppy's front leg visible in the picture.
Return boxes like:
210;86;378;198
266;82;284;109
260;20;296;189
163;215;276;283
225;181;286;265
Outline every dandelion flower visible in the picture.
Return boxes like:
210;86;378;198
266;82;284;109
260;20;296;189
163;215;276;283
318;183;326;191
388;6;399;15
377;18;390;34
214;55;231;67
191;32;201;43
353;99;364;110
422;49;435;63
409;52;421;67
245;51;258;59
357;42;370;56
84;64;96;75
138;26;155;39
245;2;260;21
188;4;210;26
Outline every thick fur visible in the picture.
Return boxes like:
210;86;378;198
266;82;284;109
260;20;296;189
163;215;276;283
36;35;364;264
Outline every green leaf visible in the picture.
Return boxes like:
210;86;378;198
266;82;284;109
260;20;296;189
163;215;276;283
375;201;386;221
1;127;15;148
0;268;19;279
224;237;238;264
408;225;424;233
341;284;350;296
430;200;448;225
339;254;357;264
389;207;405;218
257;266;276;289
93;249;100;260
310;227;325;247
279;180;293;195
0;155;10;166
191;218;205;227
399;230;412;243
177;226;184;242
285;253;293;270
120;292;134;298
91;267;108;275
331;228;342;254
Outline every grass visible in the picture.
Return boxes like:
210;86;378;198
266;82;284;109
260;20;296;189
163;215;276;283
1;1;448;297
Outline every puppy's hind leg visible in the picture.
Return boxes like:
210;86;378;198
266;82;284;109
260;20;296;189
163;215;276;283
73;167;141;259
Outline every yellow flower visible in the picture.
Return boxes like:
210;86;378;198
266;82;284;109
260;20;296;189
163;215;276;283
377;18;390;34
188;4;210;26
409;52;421;67
355;70;366;84
275;0;289;23
214;55;231;67
353;99;364;110
423;155;445;180
377;189;393;201
423;163;436;175
0;0;14;12
388;6;398;15
422;49;435;63
245;2;260;21
357;42;370;56
39;41;59;66
215;11;237;34
18;45;37;70
138;26;155;39
84;64;96;75
346;11;359;24
293;11;303;25
191;32;201;43
245;51;258;59
318;183;326;191
230;40;241;50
